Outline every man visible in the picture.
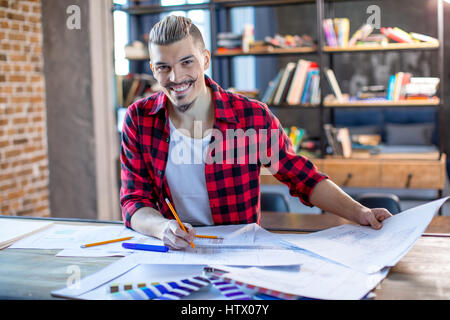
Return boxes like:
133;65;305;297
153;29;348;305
120;15;392;250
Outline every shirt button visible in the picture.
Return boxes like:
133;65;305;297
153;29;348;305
158;170;163;176
166;137;170;143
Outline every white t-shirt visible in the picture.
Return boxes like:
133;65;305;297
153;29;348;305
165;118;214;226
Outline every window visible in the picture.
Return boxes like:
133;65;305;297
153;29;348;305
231;7;256;91
113;0;130;75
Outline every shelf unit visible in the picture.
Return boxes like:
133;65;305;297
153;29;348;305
209;0;444;159
112;0;446;198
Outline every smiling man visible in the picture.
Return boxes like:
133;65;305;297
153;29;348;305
120;15;392;250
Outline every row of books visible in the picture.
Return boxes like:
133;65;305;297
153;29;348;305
261;59;321;106
387;74;440;101
324;67;439;103
323;19;438;47
116;73;161;108
217;33;316;53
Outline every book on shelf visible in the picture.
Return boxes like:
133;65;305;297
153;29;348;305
309;73;321;105
357;85;386;100
405;77;440;99
262;59;320;106
380;27;415;44
324;20;438;48
324;20;373;47
217;32;242;49
410;32;438;43
324;124;352;158
386;75;396;101
272;62;296;105
349;24;374;46
264;34;316;49
323;18;338;47
118;73;161;107
261;68;284;105
325;68;345;102
334;18;350;47
355;34;388;46
300;69;319;104
387;72;438;102
286;59;318;105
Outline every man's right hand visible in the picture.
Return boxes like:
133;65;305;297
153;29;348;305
162;219;196;250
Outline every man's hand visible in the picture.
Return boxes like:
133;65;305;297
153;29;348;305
162;220;196;250
358;207;393;230
310;179;394;230
130;207;196;249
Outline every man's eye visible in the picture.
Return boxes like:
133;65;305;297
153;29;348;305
182;60;193;65
157;65;169;72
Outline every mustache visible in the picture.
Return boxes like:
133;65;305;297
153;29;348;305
163;77;197;88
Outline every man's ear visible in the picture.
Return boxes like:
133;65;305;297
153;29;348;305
203;49;211;71
149;61;154;73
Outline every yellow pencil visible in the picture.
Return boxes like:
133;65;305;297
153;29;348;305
80;236;133;248
165;198;195;249
195;235;220;239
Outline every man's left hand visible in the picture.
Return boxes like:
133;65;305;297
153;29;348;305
358;208;393;230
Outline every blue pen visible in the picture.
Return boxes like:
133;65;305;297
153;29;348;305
122;243;169;252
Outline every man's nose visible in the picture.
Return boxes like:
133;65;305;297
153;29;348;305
169;65;182;83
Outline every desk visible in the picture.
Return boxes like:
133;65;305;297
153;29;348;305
1;214;449;300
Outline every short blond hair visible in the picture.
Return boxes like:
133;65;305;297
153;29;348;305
149;15;205;52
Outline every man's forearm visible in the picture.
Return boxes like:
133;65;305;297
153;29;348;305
129;207;170;240
309;179;369;225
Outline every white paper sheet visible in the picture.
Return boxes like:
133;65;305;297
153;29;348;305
0;219;53;249
55;223;287;257
79;264;224;300
210;257;389;300
129;246;305;267
52;257;249;300
281;197;449;273
9;224;147;250
51;255;139;298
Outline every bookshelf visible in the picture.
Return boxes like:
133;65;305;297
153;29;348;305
211;0;444;158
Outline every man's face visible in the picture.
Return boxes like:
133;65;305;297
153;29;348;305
150;35;210;112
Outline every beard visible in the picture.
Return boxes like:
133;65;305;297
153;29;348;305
176;100;195;113
163;76;199;113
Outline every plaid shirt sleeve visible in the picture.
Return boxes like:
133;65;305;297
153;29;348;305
262;105;328;207
120;104;158;228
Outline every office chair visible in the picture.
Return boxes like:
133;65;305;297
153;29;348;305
356;193;402;215
260;192;291;212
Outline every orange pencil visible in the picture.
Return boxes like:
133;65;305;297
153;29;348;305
195;235;220;239
165;198;195;249
80;236;133;248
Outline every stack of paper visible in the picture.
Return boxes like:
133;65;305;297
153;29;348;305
279;197;449;273
0;219;53;249
48;197;448;300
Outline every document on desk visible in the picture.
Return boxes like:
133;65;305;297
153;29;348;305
281;197;449;273
124;224;304;267
9;222;286;257
54;223;287;257
209;252;389;300
9;224;147;255
0;219;53;249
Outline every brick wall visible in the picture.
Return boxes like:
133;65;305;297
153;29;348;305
0;0;49;217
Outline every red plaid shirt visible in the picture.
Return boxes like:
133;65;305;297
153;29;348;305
120;76;328;228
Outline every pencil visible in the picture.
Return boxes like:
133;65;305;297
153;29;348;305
165;198;195;249
80;236;133;248
195;235;220;239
